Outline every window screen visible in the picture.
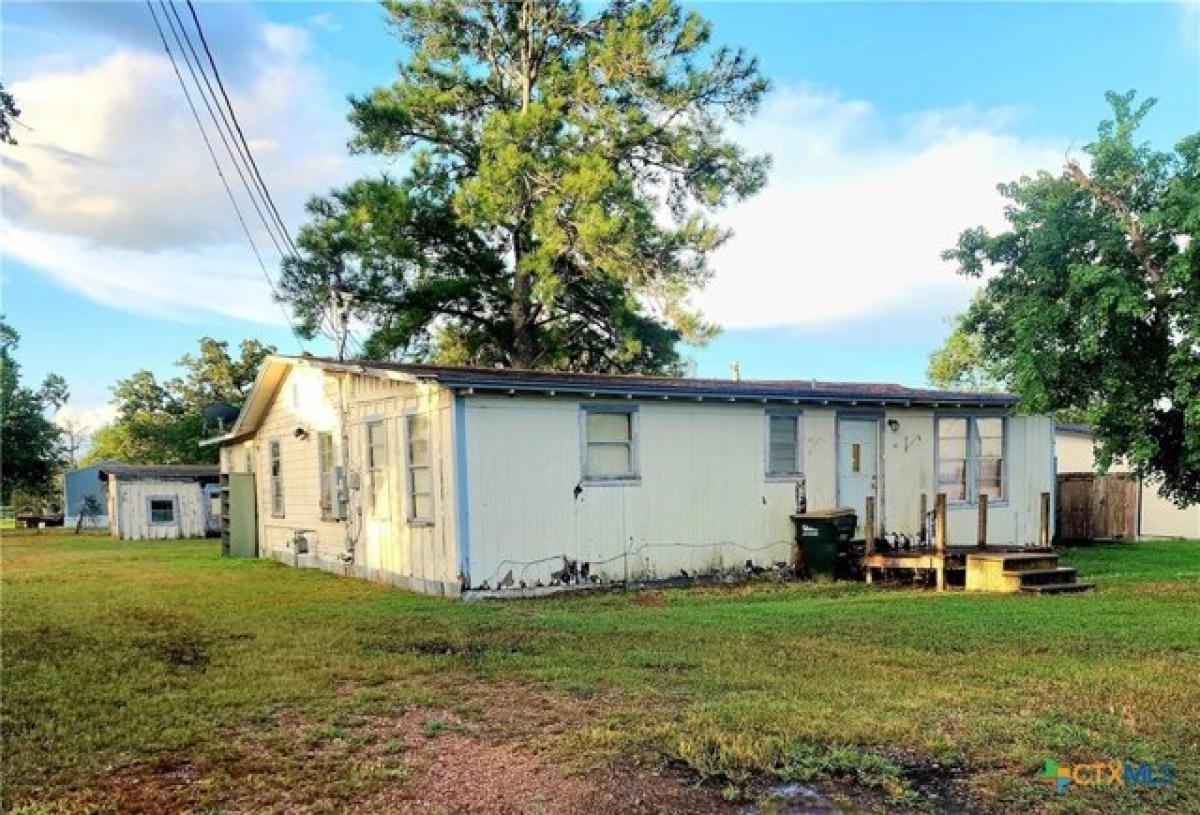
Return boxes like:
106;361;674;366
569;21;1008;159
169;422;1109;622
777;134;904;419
767;413;802;475
366;420;389;518
406;413;433;523
269;439;284;516
317;432;338;518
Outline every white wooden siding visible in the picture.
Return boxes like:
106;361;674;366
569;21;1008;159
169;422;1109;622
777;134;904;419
246;365;459;591
463;397;1059;587
110;479;208;540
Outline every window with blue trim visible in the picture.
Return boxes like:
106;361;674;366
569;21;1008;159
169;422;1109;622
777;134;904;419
582;407;638;480
766;412;803;476
937;416;1005;503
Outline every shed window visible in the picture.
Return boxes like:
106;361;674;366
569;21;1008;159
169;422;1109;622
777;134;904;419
937;416;1005;503
366;420;390;518
268;439;284;516
148;497;176;525
405;413;433;523
317;432;340;519
582;407;638;481
766;413;803;476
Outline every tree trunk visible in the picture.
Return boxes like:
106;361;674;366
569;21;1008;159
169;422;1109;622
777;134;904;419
509;0;535;369
510;228;534;368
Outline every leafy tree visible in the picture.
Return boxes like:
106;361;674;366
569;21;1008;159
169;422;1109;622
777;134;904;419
1;318;67;505
945;91;1199;504
927;294;1003;391
85;338;274;465
281;0;769;373
0;81;19;146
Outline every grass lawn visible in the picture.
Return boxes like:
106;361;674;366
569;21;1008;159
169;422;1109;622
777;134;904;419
2;532;1198;813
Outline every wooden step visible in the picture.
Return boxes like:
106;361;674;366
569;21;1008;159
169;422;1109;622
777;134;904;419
1021;582;1096;594
1011;567;1077;586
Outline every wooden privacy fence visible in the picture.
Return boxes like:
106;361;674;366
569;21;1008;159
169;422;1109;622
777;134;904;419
1057;473;1138;542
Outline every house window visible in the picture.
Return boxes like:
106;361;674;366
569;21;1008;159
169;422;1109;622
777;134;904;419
766;412;803;476
406;413;433;523
148;497;176;525
269;439;284;516
582;406;638;481
937;416;1005;503
317;432;339;520
366;420;390;518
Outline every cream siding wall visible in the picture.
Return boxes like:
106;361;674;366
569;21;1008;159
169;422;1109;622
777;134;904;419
241;365;459;592
462;398;1057;587
1139;482;1200;539
109;478;208;540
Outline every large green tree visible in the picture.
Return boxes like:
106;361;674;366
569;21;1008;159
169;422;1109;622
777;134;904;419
944;92;1199;504
1;319;68;506
281;0;768;373
85;338;273;465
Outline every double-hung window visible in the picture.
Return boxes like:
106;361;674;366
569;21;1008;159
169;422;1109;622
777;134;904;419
581;406;638;482
366;420;390;518
766;411;804;477
268;439;284;516
405;413;433;523
317;432;340;520
936;416;1005;503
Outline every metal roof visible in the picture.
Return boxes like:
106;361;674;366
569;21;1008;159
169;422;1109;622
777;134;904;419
99;464;220;481
201;354;1019;448
283;355;1020;408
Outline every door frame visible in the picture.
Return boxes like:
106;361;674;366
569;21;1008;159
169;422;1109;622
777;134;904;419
835;411;884;530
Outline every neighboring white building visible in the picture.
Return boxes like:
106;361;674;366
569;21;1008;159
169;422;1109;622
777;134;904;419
1055;424;1199;539
63;459;123;528
204;356;1057;596
100;464;221;540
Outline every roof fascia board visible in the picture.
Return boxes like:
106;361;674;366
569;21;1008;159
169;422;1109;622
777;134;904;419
444;379;1016;408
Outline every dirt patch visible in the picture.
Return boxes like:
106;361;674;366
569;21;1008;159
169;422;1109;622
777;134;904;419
36;679;740;815
631;590;667;607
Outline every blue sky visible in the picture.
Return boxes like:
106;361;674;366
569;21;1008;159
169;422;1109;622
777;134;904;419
2;1;1197;430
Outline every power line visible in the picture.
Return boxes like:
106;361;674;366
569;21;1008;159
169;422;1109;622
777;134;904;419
183;0;302;259
145;0;305;350
158;0;291;263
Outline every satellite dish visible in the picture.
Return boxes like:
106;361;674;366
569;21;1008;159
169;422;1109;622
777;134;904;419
202;403;240;432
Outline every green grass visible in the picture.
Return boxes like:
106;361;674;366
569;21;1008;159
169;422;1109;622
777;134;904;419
3;532;1198;813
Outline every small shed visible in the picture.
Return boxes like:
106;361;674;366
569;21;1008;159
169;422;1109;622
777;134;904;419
99;464;221;540
63;459;124;528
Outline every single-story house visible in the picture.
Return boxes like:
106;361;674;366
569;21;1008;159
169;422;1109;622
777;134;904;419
203;355;1056;596
1055;423;1198;539
63;459;123;528
99;464;221;540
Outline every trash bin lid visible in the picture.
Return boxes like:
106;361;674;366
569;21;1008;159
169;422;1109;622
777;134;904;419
790;507;857;520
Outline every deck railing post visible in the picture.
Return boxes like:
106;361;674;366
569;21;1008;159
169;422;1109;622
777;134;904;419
977;493;988;550
1040;491;1051;548
919;492;928;546
934;493;948;591
864;495;876;555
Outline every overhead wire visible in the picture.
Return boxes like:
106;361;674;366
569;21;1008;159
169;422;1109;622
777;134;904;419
181;0;302;259
145;0;305;349
159;0;291;263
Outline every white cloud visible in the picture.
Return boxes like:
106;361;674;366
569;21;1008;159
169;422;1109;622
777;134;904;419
696;86;1066;330
0;17;358;324
55;402;118;436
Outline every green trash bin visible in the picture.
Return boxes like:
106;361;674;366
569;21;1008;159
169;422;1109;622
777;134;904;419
791;508;857;579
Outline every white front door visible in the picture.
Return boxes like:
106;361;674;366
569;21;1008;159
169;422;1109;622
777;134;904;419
838;418;879;538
